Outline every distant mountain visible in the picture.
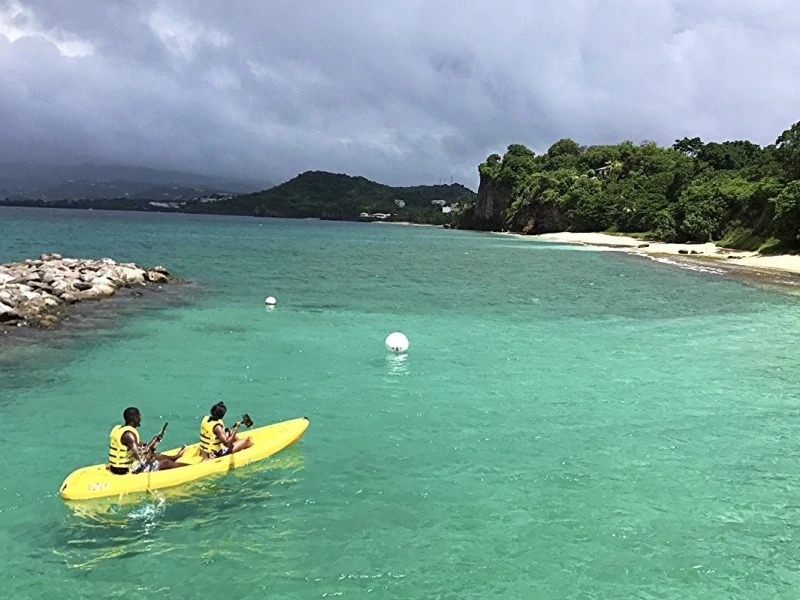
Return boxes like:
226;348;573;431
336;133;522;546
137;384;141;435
0;169;477;226
191;170;477;223
0;162;272;200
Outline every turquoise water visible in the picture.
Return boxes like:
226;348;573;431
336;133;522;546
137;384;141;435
2;206;800;598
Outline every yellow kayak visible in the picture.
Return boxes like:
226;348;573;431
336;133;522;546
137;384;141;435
59;416;310;501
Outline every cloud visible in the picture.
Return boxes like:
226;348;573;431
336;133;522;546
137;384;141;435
0;0;93;56
2;0;800;188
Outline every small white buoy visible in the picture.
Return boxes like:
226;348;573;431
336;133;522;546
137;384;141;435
265;296;277;306
385;331;409;353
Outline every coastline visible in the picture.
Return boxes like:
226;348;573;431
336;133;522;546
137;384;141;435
369;220;438;227
501;231;800;291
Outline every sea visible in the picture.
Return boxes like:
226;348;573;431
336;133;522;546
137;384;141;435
1;206;800;599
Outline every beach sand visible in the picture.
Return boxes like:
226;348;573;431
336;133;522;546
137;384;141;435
500;231;800;289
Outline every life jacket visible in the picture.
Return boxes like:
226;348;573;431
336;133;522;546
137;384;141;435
108;424;140;470
200;416;224;455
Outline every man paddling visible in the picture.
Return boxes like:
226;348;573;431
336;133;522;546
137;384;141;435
199;401;253;459
108;407;188;475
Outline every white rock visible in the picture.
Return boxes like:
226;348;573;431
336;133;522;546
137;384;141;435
91;276;116;287
0;302;19;320
51;279;73;292
146;270;169;284
115;266;145;285
81;285;116;299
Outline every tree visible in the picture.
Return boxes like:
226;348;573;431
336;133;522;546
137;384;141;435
696;141;762;171
547;138;582;157
673;137;704;157
478;153;503;179
771;180;800;239
775;121;800;180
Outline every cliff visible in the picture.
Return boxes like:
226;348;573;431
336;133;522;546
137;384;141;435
460;171;569;234
511;201;570;235
463;173;512;230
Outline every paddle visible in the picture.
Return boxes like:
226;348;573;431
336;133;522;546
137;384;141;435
141;422;168;459
225;413;253;442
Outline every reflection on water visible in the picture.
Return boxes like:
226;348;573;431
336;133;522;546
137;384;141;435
384;352;409;378
55;450;306;570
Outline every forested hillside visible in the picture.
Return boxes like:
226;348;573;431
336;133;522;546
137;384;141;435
456;120;800;252
197;171;475;224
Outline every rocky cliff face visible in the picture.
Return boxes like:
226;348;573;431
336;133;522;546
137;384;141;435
512;202;571;234
463;173;570;234
466;174;512;230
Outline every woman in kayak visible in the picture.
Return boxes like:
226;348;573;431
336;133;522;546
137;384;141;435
199;401;253;459
109;407;188;475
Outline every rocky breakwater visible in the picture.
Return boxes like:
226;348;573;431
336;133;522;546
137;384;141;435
0;253;174;329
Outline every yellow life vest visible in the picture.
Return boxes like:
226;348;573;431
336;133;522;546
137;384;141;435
200;416;224;455
108;424;140;469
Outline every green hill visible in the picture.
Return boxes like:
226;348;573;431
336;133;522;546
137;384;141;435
191;171;476;224
456;118;800;251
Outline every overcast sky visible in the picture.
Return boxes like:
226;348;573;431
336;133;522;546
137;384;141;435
2;0;800;189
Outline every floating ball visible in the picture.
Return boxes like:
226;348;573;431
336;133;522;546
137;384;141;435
385;331;409;353
265;296;277;306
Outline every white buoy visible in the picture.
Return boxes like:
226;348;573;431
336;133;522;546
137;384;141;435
265;296;277;306
385;331;409;353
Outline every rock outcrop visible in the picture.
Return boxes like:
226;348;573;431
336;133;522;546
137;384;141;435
0;253;175;329
470;174;512;231
459;172;570;234
513;201;571;235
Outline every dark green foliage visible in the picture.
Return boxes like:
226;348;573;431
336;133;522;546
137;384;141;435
673;137;704;157
478;154;502;179
696;141;763;171
193;171;476;223
496;144;538;188
547;138;582;157
771;181;800;240
458;119;800;251
775;122;800;181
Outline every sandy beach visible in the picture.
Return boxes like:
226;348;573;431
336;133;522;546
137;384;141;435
497;231;800;288
531;232;800;271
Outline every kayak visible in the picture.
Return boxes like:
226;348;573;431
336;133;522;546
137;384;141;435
59;416;310;501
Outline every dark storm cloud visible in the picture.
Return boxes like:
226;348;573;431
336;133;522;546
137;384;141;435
2;0;800;188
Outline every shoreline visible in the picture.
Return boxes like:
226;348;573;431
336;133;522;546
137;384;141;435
498;231;800;291
368;220;438;227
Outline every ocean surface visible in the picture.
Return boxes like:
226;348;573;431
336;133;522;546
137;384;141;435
2;206;800;599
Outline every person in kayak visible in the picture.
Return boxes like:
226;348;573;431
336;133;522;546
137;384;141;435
199;401;253;459
108;407;188;475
